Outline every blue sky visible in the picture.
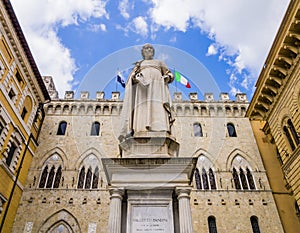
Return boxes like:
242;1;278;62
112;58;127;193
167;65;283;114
11;0;289;100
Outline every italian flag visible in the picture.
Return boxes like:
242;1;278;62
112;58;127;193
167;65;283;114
174;70;191;88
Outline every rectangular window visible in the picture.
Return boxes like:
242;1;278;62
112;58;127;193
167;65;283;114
6;143;17;167
0;38;12;63
21;107;27;120
15;70;23;85
8;89;15;100
0;121;3;135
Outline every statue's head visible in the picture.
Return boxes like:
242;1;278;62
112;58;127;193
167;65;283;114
141;43;155;60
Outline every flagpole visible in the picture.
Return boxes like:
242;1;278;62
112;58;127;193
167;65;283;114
174;68;177;92
116;68;118;92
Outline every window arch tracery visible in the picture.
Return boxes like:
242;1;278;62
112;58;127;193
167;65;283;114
77;154;101;190
231;155;256;190
194;156;217;190
38;154;63;189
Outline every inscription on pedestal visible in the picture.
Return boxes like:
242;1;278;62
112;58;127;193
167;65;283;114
129;204;173;233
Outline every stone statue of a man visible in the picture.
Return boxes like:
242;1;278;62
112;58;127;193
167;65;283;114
119;44;174;141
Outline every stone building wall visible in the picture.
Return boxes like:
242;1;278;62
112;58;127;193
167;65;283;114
12;92;284;233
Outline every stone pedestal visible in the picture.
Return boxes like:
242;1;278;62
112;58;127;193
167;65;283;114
119;132;179;158
102;157;197;233
126;190;174;233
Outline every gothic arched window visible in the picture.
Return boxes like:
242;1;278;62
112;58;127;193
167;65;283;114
246;167;256;190
46;166;55;188
209;168;216;190
195;168;202;190
240;168;248;189
39;165;48;188
77;154;101;190
227;123;237;137
195;165;217;190
38;154;63;189
77;167;85;189
232;168;241;190
91;121;100;136
85;167;92;189
92;167;99;189
250;216;261;233
284;126;295;150
202;168;209;190
53;166;62;188
57;121;67;135
232;166;256;190
193;123;203;137
288;119;299;146
208;216;218;233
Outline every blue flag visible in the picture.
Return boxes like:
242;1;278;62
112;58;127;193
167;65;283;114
117;71;125;88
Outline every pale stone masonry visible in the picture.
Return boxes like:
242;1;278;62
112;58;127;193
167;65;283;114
12;90;284;233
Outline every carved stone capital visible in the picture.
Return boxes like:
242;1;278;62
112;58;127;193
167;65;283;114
109;188;124;200
175;187;192;199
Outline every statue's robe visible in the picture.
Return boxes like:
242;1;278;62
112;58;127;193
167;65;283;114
120;59;174;138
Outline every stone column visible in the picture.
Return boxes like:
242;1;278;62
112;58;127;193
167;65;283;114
108;188;124;233
176;187;194;233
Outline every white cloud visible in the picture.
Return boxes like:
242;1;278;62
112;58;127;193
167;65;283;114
100;23;107;31
118;0;131;19
89;23;107;32
10;0;108;97
206;44;217;56
149;0;289;93
131;16;148;37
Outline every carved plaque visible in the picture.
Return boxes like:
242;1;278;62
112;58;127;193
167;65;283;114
128;204;173;233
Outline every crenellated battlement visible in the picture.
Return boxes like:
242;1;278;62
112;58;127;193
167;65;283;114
62;90;248;102
45;91;248;117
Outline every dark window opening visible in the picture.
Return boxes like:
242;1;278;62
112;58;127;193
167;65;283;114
227;123;237;137
208;216;218;233
77;167;85;189
92;167;99;189
233;168;241;189
85;167;92;189
284;125;295;150
288;119;299;146
39;166;48;188
8;89;16;100
195;168;202;190
57;121;67;135
91;122;100;136
0;121;4;135
246;168;256;190
240;168;248;189
193;123;203;137
21;107;27;120
6;143;17;166
202;168;209;190
209;168;216;189
16;70;23;84
46;166;55;188
250;216;261;233
53;166;62;188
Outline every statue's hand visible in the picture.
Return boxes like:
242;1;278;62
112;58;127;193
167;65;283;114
133;73;143;83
